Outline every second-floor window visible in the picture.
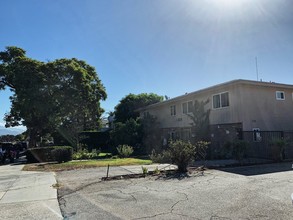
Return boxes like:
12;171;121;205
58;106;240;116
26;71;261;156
213;92;229;109
276;91;285;100
182;101;193;114
170;105;176;116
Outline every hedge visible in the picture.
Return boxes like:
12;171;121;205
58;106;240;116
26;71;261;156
26;146;72;163
79;131;110;152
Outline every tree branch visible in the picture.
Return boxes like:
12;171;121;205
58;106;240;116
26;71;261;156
0;79;15;89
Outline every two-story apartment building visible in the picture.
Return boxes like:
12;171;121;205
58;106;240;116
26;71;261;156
139;79;293;158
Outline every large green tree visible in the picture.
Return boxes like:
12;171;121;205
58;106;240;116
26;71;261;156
188;100;211;142
110;93;163;154
141;114;162;154
110;118;142;149
114;93;163;123
0;46;107;147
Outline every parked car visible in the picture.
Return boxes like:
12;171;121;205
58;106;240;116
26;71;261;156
0;142;18;164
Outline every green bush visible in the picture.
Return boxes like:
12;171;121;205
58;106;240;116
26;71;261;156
141;166;148;175
150;141;209;172
270;139;286;161
72;149;101;160
79;131;110;152
219;141;233;159
116;145;134;158
51;146;73;163
153;166;160;175
26;147;55;163
149;149;172;163
232;140;248;162
26;146;73;163
169;140;197;173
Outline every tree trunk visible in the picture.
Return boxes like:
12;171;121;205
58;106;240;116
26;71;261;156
28;128;37;148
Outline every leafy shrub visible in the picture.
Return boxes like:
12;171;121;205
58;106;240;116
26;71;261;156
232;140;248;162
150;141;209;172
153;166;160;175
26;147;55;163
110;119;142;153
169;140;197;172
150;149;171;163
116;145;134;158
72;149;101;160
270;139;286;161
79;131;110;152
141;166;148;175
51;146;73;163
219;141;233;159
26;146;73;163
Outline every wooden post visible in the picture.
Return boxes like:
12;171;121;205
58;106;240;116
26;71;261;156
106;164;110;178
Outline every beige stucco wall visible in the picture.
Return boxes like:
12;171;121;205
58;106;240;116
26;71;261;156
146;94;212;129
141;81;293;132
238;84;293;131
143;84;242;129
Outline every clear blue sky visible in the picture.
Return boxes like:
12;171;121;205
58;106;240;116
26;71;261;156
1;0;293;131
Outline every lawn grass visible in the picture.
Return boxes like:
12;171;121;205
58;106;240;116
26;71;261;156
98;152;112;157
22;158;152;172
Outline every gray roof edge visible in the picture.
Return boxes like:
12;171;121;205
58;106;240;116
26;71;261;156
137;79;293;111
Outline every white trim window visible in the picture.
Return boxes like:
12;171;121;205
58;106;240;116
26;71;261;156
276;91;285;100
182;101;193;114
213;92;229;109
252;128;262;142
170;105;176;116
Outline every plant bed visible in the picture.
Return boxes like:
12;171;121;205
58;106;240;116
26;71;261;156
102;170;175;181
102;166;207;181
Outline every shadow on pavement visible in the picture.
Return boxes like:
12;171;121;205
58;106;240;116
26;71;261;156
155;172;191;181
3;156;27;166
218;161;293;176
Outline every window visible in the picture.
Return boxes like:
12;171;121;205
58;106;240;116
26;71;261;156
213;94;221;109
188;101;193;112
276;91;285;100
182;101;193;114
170;105;176;116
253;128;261;142
221;92;229;107
213;92;229;109
182;102;187;114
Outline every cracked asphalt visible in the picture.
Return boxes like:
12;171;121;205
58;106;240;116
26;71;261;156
56;162;293;219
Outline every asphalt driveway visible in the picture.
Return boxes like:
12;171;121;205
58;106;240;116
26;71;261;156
57;162;293;219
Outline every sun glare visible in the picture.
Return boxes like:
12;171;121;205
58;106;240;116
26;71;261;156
211;0;244;9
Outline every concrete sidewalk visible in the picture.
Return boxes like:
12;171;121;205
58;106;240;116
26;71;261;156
0;164;63;220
